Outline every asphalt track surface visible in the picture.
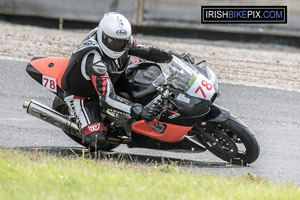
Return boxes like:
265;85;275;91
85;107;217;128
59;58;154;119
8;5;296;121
1;59;300;184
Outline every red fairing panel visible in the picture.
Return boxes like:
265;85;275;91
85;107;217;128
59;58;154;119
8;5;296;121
29;57;70;88
131;120;192;142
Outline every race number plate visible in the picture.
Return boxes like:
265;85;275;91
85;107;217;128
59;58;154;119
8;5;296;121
187;75;215;100
42;75;57;93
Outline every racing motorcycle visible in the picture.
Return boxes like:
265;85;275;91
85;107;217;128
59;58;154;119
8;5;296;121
23;56;260;165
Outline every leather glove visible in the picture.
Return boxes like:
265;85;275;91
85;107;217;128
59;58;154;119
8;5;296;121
182;53;195;64
131;103;161;121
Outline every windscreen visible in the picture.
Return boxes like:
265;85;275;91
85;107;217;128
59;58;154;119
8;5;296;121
153;56;218;100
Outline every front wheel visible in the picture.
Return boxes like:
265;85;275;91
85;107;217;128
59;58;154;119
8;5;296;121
195;115;260;165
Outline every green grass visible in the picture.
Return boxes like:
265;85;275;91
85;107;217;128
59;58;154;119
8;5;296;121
0;149;299;200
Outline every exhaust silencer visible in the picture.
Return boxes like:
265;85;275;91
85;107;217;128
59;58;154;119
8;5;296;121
23;100;80;136
23;100;127;144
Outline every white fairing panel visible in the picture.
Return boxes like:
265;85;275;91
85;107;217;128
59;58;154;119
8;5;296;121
186;75;216;100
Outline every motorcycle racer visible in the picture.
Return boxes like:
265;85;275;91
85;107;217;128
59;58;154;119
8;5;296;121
61;12;195;147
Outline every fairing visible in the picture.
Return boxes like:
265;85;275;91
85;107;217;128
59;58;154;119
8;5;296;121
153;56;219;101
131;120;192;142
26;57;69;99
127;58;221;141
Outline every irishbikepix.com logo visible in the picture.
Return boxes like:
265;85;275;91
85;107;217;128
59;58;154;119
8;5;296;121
201;6;287;23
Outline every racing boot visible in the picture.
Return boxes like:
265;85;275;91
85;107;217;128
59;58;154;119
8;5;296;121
81;122;107;148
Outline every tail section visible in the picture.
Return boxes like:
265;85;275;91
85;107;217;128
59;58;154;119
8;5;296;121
26;57;70;99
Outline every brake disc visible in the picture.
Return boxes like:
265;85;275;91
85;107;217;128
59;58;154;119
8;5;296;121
212;130;238;157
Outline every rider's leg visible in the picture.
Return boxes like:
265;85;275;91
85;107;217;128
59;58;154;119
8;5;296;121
64;95;107;147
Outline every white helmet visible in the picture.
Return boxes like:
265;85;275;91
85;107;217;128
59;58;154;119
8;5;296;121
97;12;132;59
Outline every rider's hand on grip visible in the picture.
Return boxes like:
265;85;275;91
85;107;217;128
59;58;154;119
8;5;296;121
131;103;161;122
182;53;195;64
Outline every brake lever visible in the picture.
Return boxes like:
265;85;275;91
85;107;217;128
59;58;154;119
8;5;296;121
196;60;206;65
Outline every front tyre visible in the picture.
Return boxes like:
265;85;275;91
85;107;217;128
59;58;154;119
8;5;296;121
196;115;260;165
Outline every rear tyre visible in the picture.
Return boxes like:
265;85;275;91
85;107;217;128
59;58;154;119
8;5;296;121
52;96;120;151
196;115;260;165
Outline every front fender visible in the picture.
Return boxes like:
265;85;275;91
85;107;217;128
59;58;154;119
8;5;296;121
204;104;230;123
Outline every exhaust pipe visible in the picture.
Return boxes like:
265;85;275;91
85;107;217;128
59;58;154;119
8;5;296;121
23;100;80;136
23;100;128;144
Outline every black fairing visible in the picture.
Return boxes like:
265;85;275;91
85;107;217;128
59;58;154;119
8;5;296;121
26;62;43;84
114;62;213;127
202;104;230;123
114;62;161;106
158;89;211;126
171;89;211;116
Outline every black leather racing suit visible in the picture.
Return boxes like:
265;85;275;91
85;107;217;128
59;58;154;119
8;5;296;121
61;28;187;145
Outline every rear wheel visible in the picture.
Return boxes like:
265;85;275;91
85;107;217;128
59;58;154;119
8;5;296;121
195;115;260;165
52;96;120;151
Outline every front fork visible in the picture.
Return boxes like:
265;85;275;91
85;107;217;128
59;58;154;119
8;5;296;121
194;104;231;147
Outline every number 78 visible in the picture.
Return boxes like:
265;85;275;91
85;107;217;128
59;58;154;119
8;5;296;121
43;77;56;90
195;80;212;99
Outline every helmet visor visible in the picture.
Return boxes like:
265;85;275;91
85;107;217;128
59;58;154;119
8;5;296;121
102;31;130;52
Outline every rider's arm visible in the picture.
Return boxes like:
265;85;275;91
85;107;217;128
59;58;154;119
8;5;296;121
83;50;133;115
83;50;160;121
128;40;194;63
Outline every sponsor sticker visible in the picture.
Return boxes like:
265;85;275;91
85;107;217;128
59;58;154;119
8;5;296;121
105;108;130;118
176;93;191;104
169;113;181;119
